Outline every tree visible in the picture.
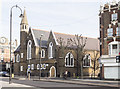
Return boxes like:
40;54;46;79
57;37;70;77
91;50;100;78
69;34;87;78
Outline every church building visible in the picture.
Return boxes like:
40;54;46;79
14;9;100;78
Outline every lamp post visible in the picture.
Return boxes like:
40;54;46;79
39;34;43;80
9;5;23;84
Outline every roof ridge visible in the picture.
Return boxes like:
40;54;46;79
32;28;98;40
54;32;98;39
32;28;49;32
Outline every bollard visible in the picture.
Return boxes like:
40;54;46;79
12;74;14;78
28;73;30;80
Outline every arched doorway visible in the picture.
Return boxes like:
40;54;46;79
50;66;56;77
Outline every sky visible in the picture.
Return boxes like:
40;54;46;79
0;0;120;44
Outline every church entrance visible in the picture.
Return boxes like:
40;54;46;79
50;66;56;77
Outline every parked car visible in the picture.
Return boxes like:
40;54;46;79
0;71;10;77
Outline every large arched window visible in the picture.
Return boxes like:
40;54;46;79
16;54;20;62
83;54;91;67
65;52;74;67
41;49;45;58
27;40;32;60
49;42;53;59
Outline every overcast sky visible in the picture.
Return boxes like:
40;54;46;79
0;0;120;44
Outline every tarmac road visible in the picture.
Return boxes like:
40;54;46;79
1;77;119;89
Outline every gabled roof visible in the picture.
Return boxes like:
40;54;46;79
14;45;21;53
15;29;99;53
54;32;100;51
32;29;49;47
31;29;99;51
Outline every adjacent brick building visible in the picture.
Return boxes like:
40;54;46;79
99;1;120;79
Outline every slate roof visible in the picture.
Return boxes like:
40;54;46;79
14;29;99;53
14;45;21;53
54;32;99;51
32;29;49;47
32;29;100;51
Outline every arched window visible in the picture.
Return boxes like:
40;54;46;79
41;49;45;58
65;52;74;67
37;64;40;70
25;25;26;29
31;64;34;70
27;40;32;60
22;25;24;29
16;54;20;62
83;54;91;67
49;42;53;59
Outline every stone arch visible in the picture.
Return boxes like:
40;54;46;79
50;66;56;77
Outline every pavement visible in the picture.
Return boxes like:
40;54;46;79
0;77;33;88
13;76;120;88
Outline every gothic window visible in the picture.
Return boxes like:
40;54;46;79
111;13;117;21
20;66;23;72
107;28;113;37
16;54;20;62
21;53;23;58
49;42;53;59
27;40;32;60
31;64;34;70
116;27;120;36
65;52;74;67
41;49;45;58
37;64;40;70
83;54;91;67
25;25;26;29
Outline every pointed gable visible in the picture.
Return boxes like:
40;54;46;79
30;28;99;51
31;29;49;47
50;31;59;45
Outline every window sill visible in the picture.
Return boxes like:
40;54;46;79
49;57;53;59
41;57;45;58
65;65;74;67
83;66;90;68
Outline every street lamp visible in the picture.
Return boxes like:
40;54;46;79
39;34;43;80
9;5;23;84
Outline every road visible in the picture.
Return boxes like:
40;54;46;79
1;77;119;89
